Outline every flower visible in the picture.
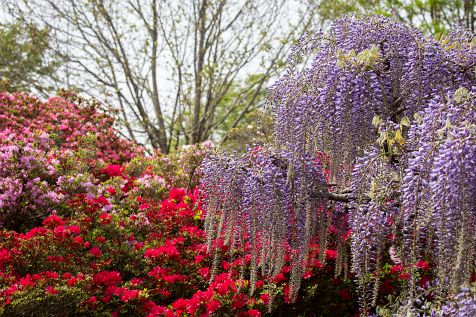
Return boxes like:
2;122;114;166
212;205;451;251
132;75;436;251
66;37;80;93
121;289;140;302
169;188;186;202
93;271;122;286
206;299;221;314
99;213;112;225
101;164;123;177
42;215;64;228
89;247;102;258
247;309;261;317
415;260;429;271
325;249;337;260
45;286;59;295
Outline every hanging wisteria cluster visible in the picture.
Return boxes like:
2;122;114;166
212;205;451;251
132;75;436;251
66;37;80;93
200;147;328;301
269;16;475;186
200;15;476;314
401;88;476;293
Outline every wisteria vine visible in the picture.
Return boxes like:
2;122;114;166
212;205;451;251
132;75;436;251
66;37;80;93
200;15;476;314
200;147;328;301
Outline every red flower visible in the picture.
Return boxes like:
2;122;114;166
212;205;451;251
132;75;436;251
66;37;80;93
19;275;35;288
89;247;102;258
45;286;59;295
206;299;221;314
93;271;122;286
67;225;81;235
169;188;186;202
273;273;286;283
232;294;247;309
325;249;337;260
194;255;205;263
67;277;78;286
101;164;122;177
419;275;431;287
42;215;64;228
380;278;395;294
99;213;112;225
338;288;352;301
106;187;117;195
415;260;429;271
390;264;403;274
139;202;150;210
121;289;140;302
87;296;97;304
172;298;188;311
247;309;261;317
222;260;231;270
399;272;410;280
303;270;313;279
260;293;270;304
198;267;210;279
144;244;180;259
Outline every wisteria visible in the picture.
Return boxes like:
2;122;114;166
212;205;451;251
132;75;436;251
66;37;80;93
400;88;476;296
200;15;476;315
200;147;328;301
269;16;475;186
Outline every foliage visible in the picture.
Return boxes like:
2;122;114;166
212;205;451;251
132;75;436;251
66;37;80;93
0;22;57;93
314;0;475;33
221;110;274;153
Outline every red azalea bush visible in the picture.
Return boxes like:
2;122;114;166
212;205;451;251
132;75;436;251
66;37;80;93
0;182;361;316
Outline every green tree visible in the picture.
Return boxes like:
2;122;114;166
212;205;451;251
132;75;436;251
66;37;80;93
0;23;57;93
313;0;475;33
